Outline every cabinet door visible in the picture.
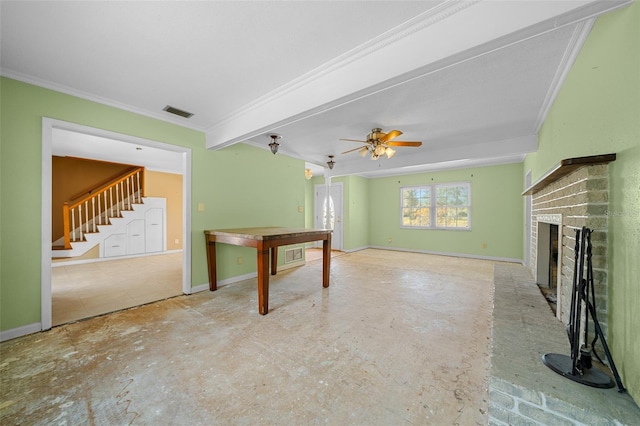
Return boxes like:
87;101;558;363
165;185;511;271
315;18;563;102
145;208;164;253
104;233;126;257
127;219;145;255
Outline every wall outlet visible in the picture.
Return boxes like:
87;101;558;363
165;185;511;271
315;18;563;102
298;205;304;213
174;239;179;244
482;243;488;249
388;237;393;243
237;257;243;265
197;202;205;212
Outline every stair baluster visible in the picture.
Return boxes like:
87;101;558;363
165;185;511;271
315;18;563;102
70;208;75;243
60;167;145;250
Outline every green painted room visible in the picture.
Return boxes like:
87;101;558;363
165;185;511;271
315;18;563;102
1;1;638;423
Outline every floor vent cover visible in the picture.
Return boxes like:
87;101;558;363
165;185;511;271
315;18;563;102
285;247;303;263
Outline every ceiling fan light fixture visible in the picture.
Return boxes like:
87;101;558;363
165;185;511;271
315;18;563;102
374;145;386;156
370;128;384;141
385;147;396;158
339;128;422;161
305;168;313;180
268;134;281;155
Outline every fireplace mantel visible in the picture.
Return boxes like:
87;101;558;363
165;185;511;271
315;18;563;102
522;153;616;195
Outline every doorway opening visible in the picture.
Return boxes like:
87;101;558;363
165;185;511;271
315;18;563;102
314;181;343;251
42;118;192;330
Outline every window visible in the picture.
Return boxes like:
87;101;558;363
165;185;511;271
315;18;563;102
402;187;431;227
401;182;470;229
435;183;470;228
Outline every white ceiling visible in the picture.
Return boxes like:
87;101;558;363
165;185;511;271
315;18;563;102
1;1;632;178
51;128;184;175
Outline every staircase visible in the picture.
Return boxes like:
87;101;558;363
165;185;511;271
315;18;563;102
53;167;165;259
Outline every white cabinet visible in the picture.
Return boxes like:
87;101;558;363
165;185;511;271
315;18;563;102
127;219;146;255
145;208;163;253
101;197;166;258
104;234;126;257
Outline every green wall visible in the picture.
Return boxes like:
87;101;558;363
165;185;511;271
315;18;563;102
0;77;305;332
306;164;523;259
323;175;371;251
306;174;371;252
367;163;524;260
344;175;370;250
524;2;639;403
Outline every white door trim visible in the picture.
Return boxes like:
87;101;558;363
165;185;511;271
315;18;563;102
314;181;343;250
41;118;192;330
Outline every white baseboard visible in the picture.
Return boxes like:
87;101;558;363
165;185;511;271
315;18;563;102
0;322;42;342
189;283;211;293
368;245;522;263
189;260;305;294
343;246;369;253
280;260;305;270
189;271;260;294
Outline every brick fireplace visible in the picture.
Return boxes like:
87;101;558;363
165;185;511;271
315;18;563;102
525;155;615;339
486;154;640;425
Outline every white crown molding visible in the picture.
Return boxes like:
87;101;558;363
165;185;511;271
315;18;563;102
534;18;596;133
327;133;537;178
529;0;634;132
207;0;479;131
352;154;527;179
0;68;208;132
205;0;633;151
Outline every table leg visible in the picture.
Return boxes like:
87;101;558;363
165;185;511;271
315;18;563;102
257;246;270;315
270;246;277;275
206;240;217;291
322;234;331;288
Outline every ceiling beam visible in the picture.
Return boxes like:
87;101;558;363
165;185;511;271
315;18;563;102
205;0;631;151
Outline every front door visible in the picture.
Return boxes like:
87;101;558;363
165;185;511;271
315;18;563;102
314;182;343;250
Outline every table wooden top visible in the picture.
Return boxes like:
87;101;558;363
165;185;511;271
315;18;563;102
204;227;331;241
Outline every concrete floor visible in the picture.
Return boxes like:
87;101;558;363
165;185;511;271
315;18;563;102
1;249;495;424
490;263;640;425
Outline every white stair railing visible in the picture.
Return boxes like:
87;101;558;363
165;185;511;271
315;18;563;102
63;167;145;249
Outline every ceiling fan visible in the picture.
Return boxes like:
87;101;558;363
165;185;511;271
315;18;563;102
340;128;422;160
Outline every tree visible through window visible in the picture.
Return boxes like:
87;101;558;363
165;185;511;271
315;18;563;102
402;187;430;227
436;184;470;228
401;183;470;229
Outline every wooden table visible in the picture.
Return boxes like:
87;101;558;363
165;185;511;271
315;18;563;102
204;227;332;315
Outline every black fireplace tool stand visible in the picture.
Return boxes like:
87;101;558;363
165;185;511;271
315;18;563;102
542;227;626;392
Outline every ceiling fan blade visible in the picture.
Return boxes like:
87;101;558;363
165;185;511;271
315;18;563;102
386;141;422;147
379;129;402;142
341;146;368;154
340;138;368;143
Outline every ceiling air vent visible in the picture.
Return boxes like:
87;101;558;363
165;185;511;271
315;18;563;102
163;105;194;119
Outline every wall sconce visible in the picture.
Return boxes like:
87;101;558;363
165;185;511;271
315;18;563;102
268;134;281;155
327;155;335;170
305;168;313;180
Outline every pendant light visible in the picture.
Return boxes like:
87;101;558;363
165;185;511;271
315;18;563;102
268;134;281;154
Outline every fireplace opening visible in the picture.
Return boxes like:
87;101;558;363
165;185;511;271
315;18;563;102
536;221;560;315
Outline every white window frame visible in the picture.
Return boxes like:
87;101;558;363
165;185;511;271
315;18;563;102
400;185;433;229
400;182;471;230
